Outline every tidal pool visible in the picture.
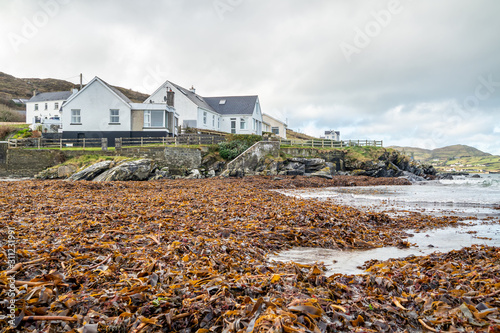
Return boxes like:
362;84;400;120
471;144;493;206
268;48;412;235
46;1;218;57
269;223;500;275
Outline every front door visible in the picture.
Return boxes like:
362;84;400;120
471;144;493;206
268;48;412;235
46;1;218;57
230;118;236;134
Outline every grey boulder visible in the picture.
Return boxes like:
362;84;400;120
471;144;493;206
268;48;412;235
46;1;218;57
93;159;156;181
69;160;114;181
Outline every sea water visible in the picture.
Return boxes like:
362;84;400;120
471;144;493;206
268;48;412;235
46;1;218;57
271;174;500;275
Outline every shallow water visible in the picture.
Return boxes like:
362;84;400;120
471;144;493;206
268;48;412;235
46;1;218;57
272;174;500;275
279;174;500;218
270;223;500;275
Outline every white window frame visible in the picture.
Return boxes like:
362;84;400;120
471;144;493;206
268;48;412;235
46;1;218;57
212;114;215;127
109;109;120;124
54;102;59;110
71;109;81;124
45;103;48;110
144;110;165;128
203;111;207;125
272;127;280;135
240;117;247;130
217;117;220;129
34;104;38;111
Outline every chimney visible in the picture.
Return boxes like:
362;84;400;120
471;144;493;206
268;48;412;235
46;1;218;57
33;89;37;97
189;85;196;93
166;88;175;107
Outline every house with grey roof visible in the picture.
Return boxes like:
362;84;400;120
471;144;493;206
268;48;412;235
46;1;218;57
60;76;178;145
145;81;263;135
26;90;76;127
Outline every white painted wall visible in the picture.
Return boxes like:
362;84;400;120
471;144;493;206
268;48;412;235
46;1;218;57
263;114;287;139
62;80;131;132
26;99;66;125
146;82;223;131
146;83;199;127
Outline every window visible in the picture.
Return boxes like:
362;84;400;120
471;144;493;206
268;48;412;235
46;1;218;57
71;109;81;124
272;127;280;135
217;117;220;128
212;115;215;127
240;118;247;130
34;104;38;111
45;103;48;110
54;102;59;110
203;111;207;125
219;99;226;105
110;109;120;124
230;118;236;134
144;111;164;127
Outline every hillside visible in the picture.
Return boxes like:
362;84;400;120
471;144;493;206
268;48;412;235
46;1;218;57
0;71;149;107
390;144;491;161
286;129;318;140
390;144;499;172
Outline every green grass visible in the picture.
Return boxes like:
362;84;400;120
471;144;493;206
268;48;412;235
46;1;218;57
438;156;500;172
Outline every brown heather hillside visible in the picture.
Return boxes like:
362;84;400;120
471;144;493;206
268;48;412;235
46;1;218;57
0;71;149;106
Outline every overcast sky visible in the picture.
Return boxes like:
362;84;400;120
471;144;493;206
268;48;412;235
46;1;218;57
1;0;500;154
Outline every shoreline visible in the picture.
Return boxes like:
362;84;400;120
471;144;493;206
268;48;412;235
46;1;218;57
0;177;498;332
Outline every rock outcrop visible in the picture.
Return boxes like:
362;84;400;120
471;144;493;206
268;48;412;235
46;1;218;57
93;159;157;182
68;161;115;181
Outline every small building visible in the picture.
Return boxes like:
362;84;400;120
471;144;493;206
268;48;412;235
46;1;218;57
145;80;263;135
321;130;340;141
61;76;178;145
26;90;75;126
262;113;287;139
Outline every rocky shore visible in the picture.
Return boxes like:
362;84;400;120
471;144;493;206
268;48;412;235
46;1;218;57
35;149;447;182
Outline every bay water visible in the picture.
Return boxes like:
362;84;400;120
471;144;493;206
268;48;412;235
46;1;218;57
271;174;500;275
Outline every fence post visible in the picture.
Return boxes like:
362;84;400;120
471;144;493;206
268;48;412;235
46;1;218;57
115;138;122;150
101;138;108;151
38;138;41;150
60;138;63;150
141;137;143;147
175;136;177;146
83;138;86;150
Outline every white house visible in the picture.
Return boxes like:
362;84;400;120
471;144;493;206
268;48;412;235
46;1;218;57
146;81;220;131
61;76;178;145
321;130;340;141
26;90;75;126
262;113;287;139
145;81;263;135
203;96;263;135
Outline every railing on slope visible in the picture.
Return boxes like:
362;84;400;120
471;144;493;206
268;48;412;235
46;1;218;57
279;138;383;148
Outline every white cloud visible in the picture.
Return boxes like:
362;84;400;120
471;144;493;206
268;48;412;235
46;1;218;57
1;0;500;154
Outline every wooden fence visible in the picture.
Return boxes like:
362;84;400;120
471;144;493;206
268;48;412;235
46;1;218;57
120;135;226;147
8;138;104;149
7;134;227;149
279;138;383;148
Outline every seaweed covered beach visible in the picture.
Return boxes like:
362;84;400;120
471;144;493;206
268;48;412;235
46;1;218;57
1;176;499;332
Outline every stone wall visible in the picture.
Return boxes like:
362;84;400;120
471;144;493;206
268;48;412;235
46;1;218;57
0;145;202;178
281;147;345;171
